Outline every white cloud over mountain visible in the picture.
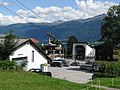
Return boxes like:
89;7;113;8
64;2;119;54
0;0;117;25
75;0;117;17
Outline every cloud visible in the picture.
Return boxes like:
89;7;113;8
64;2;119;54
16;6;88;23
0;0;118;25
75;0;117;17
0;13;27;25
0;1;11;6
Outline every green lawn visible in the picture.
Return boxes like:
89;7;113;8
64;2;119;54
0;70;97;90
89;77;120;89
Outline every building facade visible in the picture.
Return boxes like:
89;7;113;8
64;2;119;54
44;44;64;59
72;42;95;62
9;39;51;71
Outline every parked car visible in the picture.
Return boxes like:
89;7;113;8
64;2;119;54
51;61;62;67
88;64;100;72
29;69;52;77
79;64;92;70
50;59;69;67
80;64;99;72
29;69;42;73
70;62;80;66
86;61;96;65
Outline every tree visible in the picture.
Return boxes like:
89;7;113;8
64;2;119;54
51;39;60;45
0;31;17;60
67;36;78;57
101;5;120;47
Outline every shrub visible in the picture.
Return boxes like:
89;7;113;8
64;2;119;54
0;60;21;70
92;72;117;79
113;50;119;55
95;61;120;77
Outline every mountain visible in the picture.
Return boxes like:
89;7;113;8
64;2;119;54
51;20;65;25
0;14;106;43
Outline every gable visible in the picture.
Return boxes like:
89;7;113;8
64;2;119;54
11;39;51;63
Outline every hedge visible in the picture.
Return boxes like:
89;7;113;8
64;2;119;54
92;72;117;79
92;61;120;79
99;61;120;76
0;60;21;70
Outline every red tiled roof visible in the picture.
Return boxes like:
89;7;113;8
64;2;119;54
29;38;39;43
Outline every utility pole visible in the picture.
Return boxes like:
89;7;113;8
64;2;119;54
47;32;55;44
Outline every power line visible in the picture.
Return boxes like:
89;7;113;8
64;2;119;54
0;4;30;23
11;0;26;10
0;2;48;42
15;0;42;19
0;4;42;30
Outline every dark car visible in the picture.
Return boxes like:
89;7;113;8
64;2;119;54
80;64;100;72
51;61;63;67
88;65;100;72
29;69;52;77
51;59;69;67
60;59;69;67
80;64;92;70
29;69;42;73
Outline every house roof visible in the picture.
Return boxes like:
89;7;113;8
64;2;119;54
12;39;52;64
29;38;39;43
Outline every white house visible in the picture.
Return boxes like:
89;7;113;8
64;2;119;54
72;42;95;62
9;39;51;71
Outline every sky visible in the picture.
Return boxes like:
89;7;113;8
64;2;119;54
0;0;119;25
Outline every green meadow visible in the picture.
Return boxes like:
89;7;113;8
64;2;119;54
0;70;97;90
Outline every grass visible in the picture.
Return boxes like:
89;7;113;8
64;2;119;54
0;70;97;90
89;77;120;89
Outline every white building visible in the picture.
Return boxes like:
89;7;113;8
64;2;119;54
9;39;51;71
72;42;95;62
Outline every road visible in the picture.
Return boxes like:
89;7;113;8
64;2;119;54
49;66;93;84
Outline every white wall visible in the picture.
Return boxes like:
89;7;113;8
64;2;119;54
10;43;47;71
85;45;94;56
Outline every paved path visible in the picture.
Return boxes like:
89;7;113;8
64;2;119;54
91;85;120;90
49;66;120;90
49;66;93;84
101;86;120;90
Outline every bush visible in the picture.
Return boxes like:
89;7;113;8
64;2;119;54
113;50;119;55
95;61;120;77
92;72;117;79
0;60;21;70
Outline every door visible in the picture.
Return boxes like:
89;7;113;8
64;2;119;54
12;57;27;70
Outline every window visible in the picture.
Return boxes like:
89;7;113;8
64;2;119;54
32;51;34;62
18;54;23;56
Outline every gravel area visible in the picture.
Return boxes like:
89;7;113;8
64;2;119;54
49;66;93;84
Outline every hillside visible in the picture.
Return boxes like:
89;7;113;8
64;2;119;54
0;14;105;43
0;70;96;90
